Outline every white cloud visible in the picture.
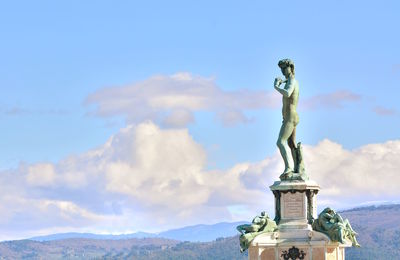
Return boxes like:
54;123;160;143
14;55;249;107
162;108;194;127
84;73;368;129
226;139;400;210
0;106;69;116
26;163;56;187
1;121;400;240
373;106;398;116
217;110;252;126
0;122;266;239
301;90;361;110
305;139;400;197
104;122;209;209
0;193;109;241
85;73;280;127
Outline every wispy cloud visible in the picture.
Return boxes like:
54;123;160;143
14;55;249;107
301;90;361;110
373;106;398;116
85;73;280;127
3;107;29;115
0;107;69;116
85;74;369;127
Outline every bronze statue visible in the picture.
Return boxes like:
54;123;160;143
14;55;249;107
312;207;360;247
236;211;277;252
274;59;307;181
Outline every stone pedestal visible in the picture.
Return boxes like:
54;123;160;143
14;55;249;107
248;180;351;260
271;180;319;228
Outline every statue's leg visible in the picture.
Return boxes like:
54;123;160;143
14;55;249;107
338;228;344;243
237;224;253;234
288;127;297;172
288;127;297;148
277;121;295;173
344;220;358;235
239;235;246;252
351;235;361;247
236;225;245;234
345;224;361;247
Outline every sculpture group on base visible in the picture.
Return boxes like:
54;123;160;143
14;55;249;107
312;207;360;247
236;207;360;253
236;211;277;252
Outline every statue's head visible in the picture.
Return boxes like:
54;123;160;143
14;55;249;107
260;211;266;217
278;59;295;77
322;207;334;214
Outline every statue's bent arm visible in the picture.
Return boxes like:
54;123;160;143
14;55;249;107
274;79;295;98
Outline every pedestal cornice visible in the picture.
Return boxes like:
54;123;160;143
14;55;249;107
270;180;320;192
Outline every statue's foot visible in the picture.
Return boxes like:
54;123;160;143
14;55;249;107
282;169;293;174
279;172;292;180
279;168;294;181
353;242;361;247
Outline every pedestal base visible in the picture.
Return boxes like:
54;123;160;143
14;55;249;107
248;230;351;260
270;180;320;227
248;179;351;259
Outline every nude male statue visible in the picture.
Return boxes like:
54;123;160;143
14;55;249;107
274;59;301;178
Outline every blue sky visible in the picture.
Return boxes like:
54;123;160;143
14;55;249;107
0;1;399;240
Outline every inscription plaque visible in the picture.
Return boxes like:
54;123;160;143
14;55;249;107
282;192;304;218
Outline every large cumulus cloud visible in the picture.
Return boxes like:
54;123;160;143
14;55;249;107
240;139;400;208
1;121;400;240
0;122;265;240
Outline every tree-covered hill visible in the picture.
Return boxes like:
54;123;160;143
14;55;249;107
0;204;399;259
341;204;400;260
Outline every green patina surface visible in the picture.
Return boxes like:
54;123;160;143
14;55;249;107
236;211;277;252
312;207;361;247
274;59;308;181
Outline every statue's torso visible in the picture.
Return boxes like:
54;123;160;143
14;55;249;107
282;79;299;124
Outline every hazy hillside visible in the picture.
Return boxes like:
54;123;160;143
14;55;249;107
341;204;400;260
30;221;247;243
1;205;399;259
29;232;157;242
0;238;180;259
0;237;246;260
158;222;247;242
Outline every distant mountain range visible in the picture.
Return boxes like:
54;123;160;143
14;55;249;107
29;221;248;243
0;204;398;259
28;202;400;243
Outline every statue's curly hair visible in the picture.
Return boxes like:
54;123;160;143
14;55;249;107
278;59;295;76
